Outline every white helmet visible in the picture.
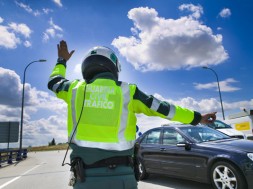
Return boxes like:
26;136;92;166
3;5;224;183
81;46;121;81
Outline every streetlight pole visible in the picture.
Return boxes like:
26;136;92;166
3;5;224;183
202;66;225;120
19;59;46;157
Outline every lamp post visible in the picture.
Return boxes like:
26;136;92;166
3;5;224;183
19;59;46;155
202;66;225;120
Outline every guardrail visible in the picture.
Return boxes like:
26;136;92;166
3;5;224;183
0;149;28;167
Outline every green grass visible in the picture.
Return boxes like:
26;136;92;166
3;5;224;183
28;143;69;152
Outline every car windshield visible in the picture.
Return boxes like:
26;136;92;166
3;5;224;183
179;126;231;143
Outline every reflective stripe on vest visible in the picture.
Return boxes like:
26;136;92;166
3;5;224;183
48;75;65;93
69;81;135;151
118;82;129;143
69;82;83;142
167;104;176;119
150;95;176;120
150;96;160;112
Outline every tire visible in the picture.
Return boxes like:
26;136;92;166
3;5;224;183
137;158;149;180
210;161;247;189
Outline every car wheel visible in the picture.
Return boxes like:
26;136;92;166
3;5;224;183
210;161;247;189
137;158;149;180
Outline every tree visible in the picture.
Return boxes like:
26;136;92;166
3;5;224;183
48;138;56;146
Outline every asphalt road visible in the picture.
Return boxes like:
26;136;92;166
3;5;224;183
0;150;212;189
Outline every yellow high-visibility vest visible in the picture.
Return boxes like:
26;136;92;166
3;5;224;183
67;79;137;151
48;63;201;151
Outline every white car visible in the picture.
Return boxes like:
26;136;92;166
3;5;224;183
206;120;246;139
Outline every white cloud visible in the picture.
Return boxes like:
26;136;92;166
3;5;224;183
179;4;203;19
22;115;67;147
43;8;53;14
53;0;63;7
0;25;21;49
112;6;228;72
74;63;81;74
15;1;53;16
0;67;66;111
49;18;63;31
15;1;33;13
219;8;231;18
43;18;63;42
0;105;20;121
24;40;31;47
0;20;32;49
42;33;50;42
33;10;41;16
194;78;240;92
15;1;41;16
0;67;36;107
137;114;169;134
46;28;56;37
8;22;32;38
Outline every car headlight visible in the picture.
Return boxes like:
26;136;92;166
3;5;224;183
247;153;253;161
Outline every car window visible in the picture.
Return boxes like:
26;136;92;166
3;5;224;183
180;126;230;142
207;120;232;129
214;120;232;129
141;130;161;144
162;128;185;145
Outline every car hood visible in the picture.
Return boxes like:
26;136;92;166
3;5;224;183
201;139;253;152
217;128;244;136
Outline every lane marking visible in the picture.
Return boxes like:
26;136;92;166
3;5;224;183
0;164;41;189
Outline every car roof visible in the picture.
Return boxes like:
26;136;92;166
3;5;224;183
162;123;197;128
142;124;204;132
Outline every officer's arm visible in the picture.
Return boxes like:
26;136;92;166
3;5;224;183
47;59;72;102
48;40;76;102
131;86;202;125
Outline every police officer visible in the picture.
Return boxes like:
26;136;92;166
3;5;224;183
48;40;216;189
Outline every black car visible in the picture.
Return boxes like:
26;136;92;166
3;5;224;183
135;124;253;189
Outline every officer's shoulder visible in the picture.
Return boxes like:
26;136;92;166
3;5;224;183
129;83;137;88
117;81;137;87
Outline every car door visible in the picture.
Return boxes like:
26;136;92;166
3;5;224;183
139;128;163;172
159;128;197;179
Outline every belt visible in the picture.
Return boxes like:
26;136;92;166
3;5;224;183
85;156;133;169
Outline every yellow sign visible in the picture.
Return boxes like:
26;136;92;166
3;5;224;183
235;122;250;131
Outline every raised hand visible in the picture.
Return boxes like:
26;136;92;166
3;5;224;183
57;40;75;61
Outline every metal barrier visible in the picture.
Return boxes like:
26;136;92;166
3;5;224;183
0;149;28;167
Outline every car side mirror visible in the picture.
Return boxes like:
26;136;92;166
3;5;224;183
134;142;140;149
177;142;191;150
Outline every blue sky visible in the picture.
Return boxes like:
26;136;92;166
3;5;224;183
0;0;252;147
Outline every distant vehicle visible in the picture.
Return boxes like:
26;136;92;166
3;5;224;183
135;124;253;189
224;109;253;140
205;120;246;139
